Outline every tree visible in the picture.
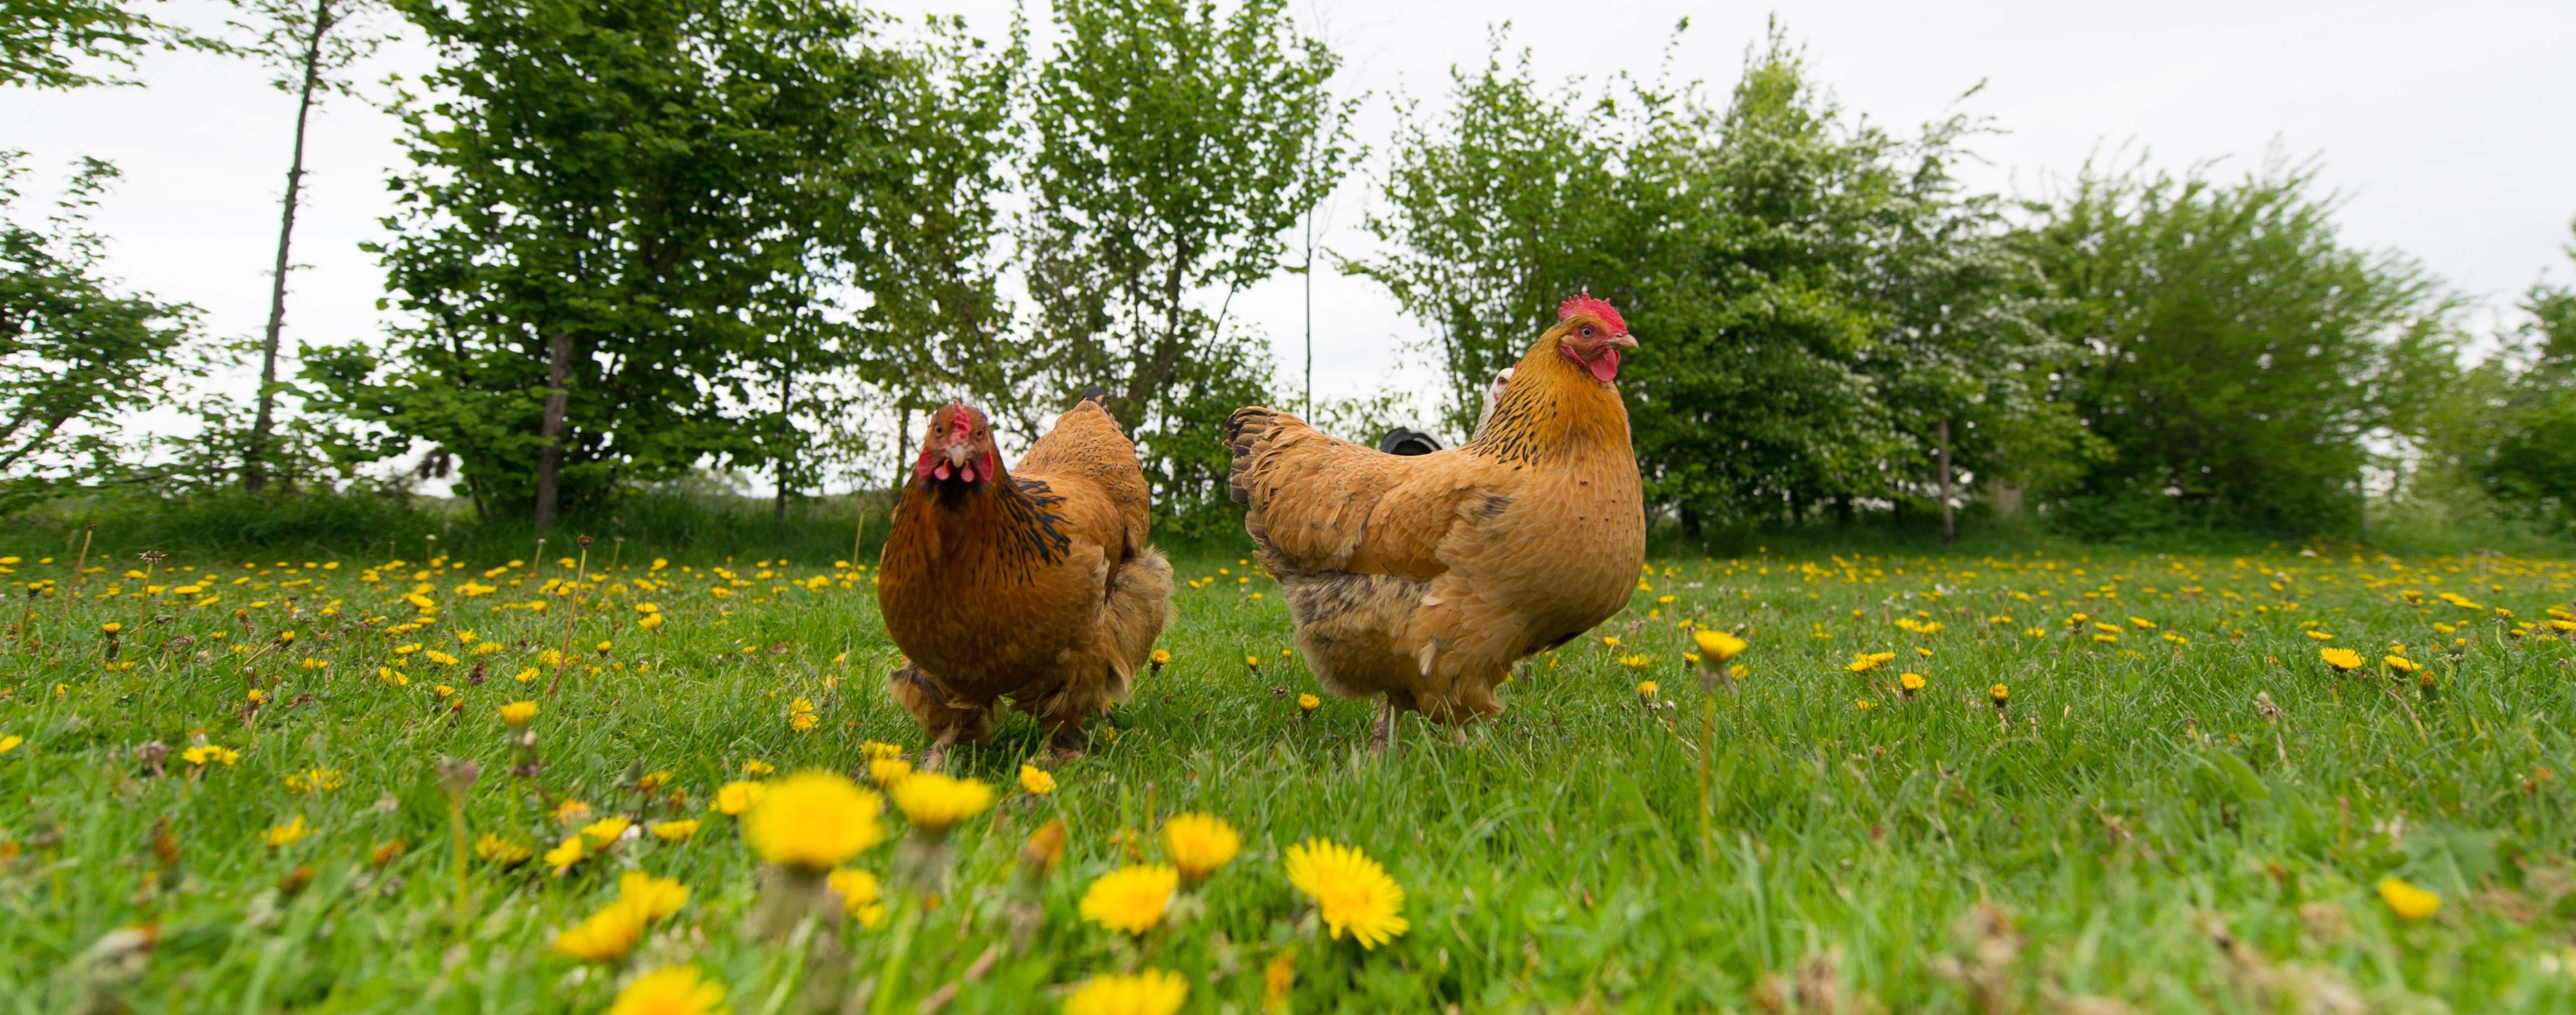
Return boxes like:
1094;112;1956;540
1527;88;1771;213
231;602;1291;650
2466;224;2576;530
1022;0;1355;533
1359;24;2076;535
2;0;220;90
2020;152;2458;537
0;153;203;506
228;0;393;491
311;0;1009;528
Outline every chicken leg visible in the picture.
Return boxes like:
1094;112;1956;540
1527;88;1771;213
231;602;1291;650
1370;694;1397;752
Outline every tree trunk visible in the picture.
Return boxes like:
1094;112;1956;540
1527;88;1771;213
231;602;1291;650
1302;200;1313;419
890;406;911;499
773;366;792;523
535;329;573;531
244;0;336;493
1937;419;1955;546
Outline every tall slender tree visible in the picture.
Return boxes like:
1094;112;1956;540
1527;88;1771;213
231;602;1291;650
1022;0;1355;531
228;0;390;491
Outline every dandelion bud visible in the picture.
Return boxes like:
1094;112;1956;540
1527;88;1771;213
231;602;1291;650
1021;819;1068;874
437;758;481;796
1989;684;2009;709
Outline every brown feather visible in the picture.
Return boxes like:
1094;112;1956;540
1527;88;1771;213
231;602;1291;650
878;400;1173;750
1226;315;1645;723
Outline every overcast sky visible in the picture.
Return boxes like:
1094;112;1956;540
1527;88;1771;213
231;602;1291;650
6;0;2572;483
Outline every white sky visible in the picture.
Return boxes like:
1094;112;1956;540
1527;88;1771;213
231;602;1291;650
6;0;2572;488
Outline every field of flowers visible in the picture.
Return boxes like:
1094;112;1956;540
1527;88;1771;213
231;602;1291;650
3;537;2576;1013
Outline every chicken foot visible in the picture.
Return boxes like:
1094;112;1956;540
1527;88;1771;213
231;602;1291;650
1370;694;1397;753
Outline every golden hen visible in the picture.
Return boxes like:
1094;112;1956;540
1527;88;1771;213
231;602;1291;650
1225;293;1646;745
877;397;1172;767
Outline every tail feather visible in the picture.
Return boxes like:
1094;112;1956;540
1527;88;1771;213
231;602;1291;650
1223;406;1285;507
1100;545;1173;699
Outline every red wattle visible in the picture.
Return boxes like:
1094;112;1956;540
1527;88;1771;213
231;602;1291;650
958;463;976;483
934;462;952;481
1588;349;1619;383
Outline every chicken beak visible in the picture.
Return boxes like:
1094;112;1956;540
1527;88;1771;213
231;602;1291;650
1605;332;1639;350
944;443;972;467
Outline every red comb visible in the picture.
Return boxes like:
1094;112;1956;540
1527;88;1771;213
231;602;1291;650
1557;292;1626;334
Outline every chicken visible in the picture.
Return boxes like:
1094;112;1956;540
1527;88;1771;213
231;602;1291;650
877;396;1172;767
1471;367;1514;436
1225;293;1645;745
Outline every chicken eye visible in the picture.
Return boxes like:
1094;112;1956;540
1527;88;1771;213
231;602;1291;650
1581;326;1594;337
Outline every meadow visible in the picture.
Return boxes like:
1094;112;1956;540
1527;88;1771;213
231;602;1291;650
3;536;2576;1014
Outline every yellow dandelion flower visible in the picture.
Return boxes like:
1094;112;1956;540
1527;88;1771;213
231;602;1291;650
714;781;765;816
1297;693;1320;711
1019;765;1057;795
829;868;887;929
1846;652;1896;674
284;767;345;795
888;772;994;833
2384;655;2419;674
475;832;533;865
743;771;885;871
1150;649;1171;666
553;900;647;962
554;799;594;823
1899;673;1926;694
650;819;700;842
787;697;817;732
2320;648;2363;671
2130;617;2156;629
607;966;728;1015
861;740;904;761
2377;877;2441;920
1262;952;1295;1014
741;759;775;778
544;835;586;874
1283;838;1408;949
1063;970;1188;1015
868;757;913;787
1080;864;1178;935
1159;813;1241;883
1692;629;1748;662
1635;680;1659;701
499;700;538;726
581;816;633;849
264;816;312;848
1989;684;2009;707
618;871;688;920
182;744;239;766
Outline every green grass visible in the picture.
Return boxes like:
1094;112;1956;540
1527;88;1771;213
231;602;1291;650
3;542;2576;1013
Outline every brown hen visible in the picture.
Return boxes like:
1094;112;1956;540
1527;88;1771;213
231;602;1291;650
1225;293;1647;745
877;397;1172;768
